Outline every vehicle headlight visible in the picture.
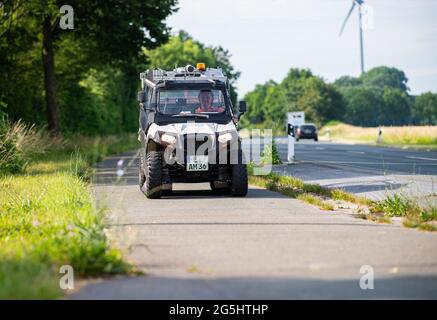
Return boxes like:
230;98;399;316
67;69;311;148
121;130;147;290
161;133;177;145
218;132;232;144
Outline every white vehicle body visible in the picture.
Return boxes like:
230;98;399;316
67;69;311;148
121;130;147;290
137;64;248;198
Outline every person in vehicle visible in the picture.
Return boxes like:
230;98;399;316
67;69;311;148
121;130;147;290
195;90;224;113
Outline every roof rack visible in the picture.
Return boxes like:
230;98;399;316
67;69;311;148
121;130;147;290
140;65;227;89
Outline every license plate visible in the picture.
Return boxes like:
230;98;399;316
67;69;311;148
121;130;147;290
187;155;209;171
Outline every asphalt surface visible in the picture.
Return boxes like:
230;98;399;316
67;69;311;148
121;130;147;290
72;149;437;299
275;137;437;175
272;138;437;201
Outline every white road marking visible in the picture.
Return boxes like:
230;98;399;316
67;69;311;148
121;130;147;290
347;151;365;154
315;147;325;150
406;156;437;161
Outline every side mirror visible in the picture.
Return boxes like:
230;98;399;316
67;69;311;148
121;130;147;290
238;100;247;114
137;91;146;103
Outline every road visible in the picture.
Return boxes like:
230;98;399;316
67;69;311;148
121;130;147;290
73;149;437;299
275;138;437;175
272;139;437;201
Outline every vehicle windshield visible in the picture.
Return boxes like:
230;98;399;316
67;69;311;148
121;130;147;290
158;89;226;115
301;125;316;130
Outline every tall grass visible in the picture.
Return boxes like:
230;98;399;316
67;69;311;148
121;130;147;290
321;123;437;147
0;120;65;174
0;124;138;298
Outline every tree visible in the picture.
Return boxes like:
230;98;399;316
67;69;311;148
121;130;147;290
146;31;240;105
361;66;409;92
380;87;411;125
335;66;413;126
296;78;345;126
281;68;313;106
242;81;276;125
242;68;345;130
412;92;437;125
1;0;178;133
334;75;362;88
343;87;384;127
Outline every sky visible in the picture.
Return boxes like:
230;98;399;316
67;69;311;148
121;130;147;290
166;0;437;97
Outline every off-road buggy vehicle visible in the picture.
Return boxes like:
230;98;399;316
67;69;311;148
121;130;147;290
137;63;248;199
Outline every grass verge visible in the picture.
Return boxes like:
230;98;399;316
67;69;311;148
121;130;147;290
0;133;138;299
248;167;436;231
248;172;336;211
320;122;437;150
369;194;437;231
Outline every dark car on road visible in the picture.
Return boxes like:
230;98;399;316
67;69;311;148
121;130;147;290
296;123;318;141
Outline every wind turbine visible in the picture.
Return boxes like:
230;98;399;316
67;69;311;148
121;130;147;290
339;0;365;75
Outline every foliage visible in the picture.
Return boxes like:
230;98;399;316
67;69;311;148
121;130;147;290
0;171;128;298
380;87;411;126
243;64;433;130
145;31;240;106
0;132;137;298
412;92;437;125
261;139;282;165
335;66;418;127
342;86;383;126
241;68;345;129
360;66;409;92
373;194;411;217
0;0;178;134
0;118;64;174
0;113;26;174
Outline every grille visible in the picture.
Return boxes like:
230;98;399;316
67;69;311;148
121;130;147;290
183;134;215;156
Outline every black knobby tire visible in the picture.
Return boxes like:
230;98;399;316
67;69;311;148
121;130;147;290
141;150;162;199
230;164;248;197
139;149;146;188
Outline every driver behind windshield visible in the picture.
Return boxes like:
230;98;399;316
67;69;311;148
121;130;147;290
195;90;225;113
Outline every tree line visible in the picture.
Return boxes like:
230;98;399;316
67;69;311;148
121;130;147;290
241;66;437;131
0;0;242;136
1;0;182;135
2;1;435;137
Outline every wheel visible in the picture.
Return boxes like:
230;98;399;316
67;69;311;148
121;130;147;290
230;164;248;197
161;183;173;196
210;181;229;195
140;150;162;199
314;136;318;142
139;150;146;188
296;138;299;142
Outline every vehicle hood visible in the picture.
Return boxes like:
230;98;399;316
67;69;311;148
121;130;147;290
150;121;237;136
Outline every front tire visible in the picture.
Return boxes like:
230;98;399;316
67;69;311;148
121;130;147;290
140;150;162;199
230;164;248;197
